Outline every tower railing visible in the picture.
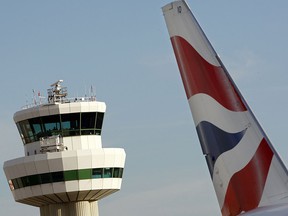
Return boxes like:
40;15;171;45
21;79;96;109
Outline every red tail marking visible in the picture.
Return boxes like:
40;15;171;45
171;36;246;112
221;139;273;216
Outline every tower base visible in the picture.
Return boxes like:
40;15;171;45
40;201;99;216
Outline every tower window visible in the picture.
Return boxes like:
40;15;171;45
16;112;105;145
10;167;124;189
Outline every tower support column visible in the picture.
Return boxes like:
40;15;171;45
40;201;99;216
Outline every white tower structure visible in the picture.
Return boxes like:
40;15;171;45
3;80;126;216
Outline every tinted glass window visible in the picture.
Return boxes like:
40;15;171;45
61;113;80;136
29;175;41;186
12;179;19;189
113;168;120;178
40;173;52;184
29;118;44;139
81;112;96;135
16;123;26;144
21;176;30;187
92;168;102;178
103;168;112;178
96;112;104;130
42;115;61;137
52;172;64;182
19;120;34;143
61;113;80;129
81;112;96;129
17;112;103;145
119;168;123;178
16;178;24;188
11;167;123;189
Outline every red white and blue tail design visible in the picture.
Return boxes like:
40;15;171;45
162;1;288;215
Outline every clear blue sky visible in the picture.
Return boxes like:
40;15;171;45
1;0;288;215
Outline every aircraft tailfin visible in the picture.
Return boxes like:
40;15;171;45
162;1;288;215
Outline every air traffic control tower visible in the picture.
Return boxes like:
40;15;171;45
3;80;126;216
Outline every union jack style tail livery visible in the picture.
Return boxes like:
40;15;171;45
162;1;288;215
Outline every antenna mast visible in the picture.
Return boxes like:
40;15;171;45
47;80;68;103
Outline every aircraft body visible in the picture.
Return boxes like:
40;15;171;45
162;1;288;215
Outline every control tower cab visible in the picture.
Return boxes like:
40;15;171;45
3;80;126;216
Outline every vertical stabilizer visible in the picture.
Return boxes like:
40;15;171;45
162;1;288;215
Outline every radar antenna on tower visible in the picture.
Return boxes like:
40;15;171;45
47;80;68;103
